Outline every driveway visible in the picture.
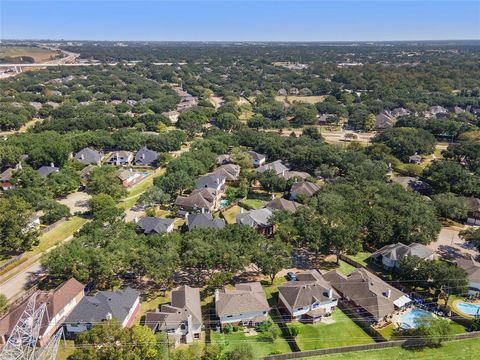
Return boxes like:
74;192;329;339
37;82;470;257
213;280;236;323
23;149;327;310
58;191;91;214
428;226;479;260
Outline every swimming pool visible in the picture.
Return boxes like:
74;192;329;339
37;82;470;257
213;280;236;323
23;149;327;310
456;302;480;316
398;309;434;329
219;199;229;209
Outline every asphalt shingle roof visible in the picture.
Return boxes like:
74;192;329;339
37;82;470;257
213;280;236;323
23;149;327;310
137;217;175;234
187;213;225;231
135;147;159;166
216;282;269;318
75;148;103;165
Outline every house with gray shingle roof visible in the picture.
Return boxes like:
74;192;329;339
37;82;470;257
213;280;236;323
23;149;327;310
137;217;175;234
456;256;480;294
368;242;435;270
290;181;320;200
135;147;159;167
247;151;266;167
215;282;269;328
467;197;480;226
256;160;289;177
175;191;215;216
278;270;339;323
211;164;240;183
196;174;225;193
266;198;302;213
324;268;411;323
64;288;140;336
75;148;103;166
186;213;225;231
145;285;202;346
37;164;59;178
105;151;134;166
236;208;274;236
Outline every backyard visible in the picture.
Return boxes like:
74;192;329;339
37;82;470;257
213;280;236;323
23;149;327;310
299;337;480;360
221;204;244;224
287;309;374;351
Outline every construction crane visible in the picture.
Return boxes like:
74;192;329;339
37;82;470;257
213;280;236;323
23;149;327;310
0;293;63;360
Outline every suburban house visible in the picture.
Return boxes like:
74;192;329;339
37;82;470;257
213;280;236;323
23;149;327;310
456;256;480;295
196;174;226;193
391;176;432;195
0;168;15;191
425;106;449;119
283;170;311;181
211;164;241;183
0;278;84;347
145;285;202;346
408;153;422;165
266;198;302;213
105;151;134;166
117;169;144;188
375;111;396;130
391;108;411;118
186;213;225;231
278;270;339;323
215;282;270;328
247;151;266;167
290;181;321;200
368;242;436;270
135;147;159;167
175;190;216;215
64;288;140;336
216;154;232;165
256;160;289;177
37;164;59;178
324;268;411;323
136;217;175;234
74;148;103;166
236;208;274;236
467;197;480;226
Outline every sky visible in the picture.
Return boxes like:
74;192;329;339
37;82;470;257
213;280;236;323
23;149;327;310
1;0;479;41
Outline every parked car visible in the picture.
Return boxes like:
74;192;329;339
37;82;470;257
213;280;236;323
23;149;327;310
287;271;297;281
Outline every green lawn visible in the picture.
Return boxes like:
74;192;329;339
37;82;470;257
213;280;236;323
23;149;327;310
242;198;267;209
337;260;357;275
56;340;76;360
298;338;480;360
345;251;372;267
210;320;291;359
221;204;243;224
33;216;87;254
135;291;171;325
287;309;374;351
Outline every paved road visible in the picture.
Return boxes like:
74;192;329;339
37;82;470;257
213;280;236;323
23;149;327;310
0;261;42;301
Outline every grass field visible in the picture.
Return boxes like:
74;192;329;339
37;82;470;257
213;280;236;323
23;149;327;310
288;309;374;351
210;319;291;359
345;251;372;267
221;204;243;224
242;198;267;209
298;338;480;360
0;46;59;62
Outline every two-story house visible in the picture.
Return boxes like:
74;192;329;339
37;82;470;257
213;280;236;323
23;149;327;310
247;151;266;168
145;286;202;346
215;282;269;328
105;151;134;166
278;270;339;323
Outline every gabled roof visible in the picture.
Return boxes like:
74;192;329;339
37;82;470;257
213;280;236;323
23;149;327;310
236;208;273;228
266;198;302;213
145;286;202;332
116;169;139;181
408;154;422;162
468;197;480;213
291;181;320;197
216;154;232;165
257;160;289;175
369;242;435;262
247;151;266;162
106;151;133;162
135;147;159;165
283;171;311;181
175;192;214;210
0;278;84;339
279;270;338;309
66;288;139;325
196;174;225;189
75;148;103;165
456;256;480;283
216;282;269;318
137;217;175;234
187;213;225;231
324;268;410;321
37;165;59;177
0;168;14;182
375;111;396;129
211;164;240;181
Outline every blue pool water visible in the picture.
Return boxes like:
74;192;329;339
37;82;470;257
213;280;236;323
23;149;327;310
219;200;229;209
398;309;434;329
457;302;480;316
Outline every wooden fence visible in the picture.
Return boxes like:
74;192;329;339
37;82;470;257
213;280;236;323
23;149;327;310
0;254;23;272
264;331;480;360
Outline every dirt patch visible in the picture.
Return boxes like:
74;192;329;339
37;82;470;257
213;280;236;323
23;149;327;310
58;192;91;214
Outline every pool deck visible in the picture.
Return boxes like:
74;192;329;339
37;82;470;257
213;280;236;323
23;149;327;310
452;299;480;318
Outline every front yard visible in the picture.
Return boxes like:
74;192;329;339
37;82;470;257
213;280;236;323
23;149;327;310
287;309;374;351
210;320;291;359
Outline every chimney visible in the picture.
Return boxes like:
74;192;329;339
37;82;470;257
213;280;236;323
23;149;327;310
328;288;333;299
215;177;220;185
386;289;391;298
116;152;120;166
134;216;138;224
201;207;205;214
106;312;113;321
80;154;84;160
50;162;55;168
214;289;220;302
142;153;145;160
240;207;244;213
